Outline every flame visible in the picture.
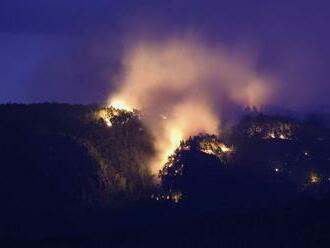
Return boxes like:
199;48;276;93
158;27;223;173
219;143;232;153
110;98;133;112
265;130;291;140
108;35;275;177
150;100;219;174
309;172;320;184
169;128;183;153
97;109;113;127
158;127;183;169
199;138;233;158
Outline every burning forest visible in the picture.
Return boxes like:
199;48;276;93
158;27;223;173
1;36;329;247
82;36;330;209
107;36;275;176
92;103;330;208
1;103;330;247
2;0;330;246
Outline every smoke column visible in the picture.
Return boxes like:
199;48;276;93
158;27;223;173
108;35;275;176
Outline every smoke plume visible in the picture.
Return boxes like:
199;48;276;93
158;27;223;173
108;35;275;175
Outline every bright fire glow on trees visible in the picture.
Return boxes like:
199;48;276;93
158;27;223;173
200;141;233;157
244;121;295;140
94;105;330;206
96;106;136;127
110;99;133;112
107;35;275;177
309;172;321;184
97;109;113;127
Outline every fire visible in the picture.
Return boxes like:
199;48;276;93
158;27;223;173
110;98;133;112
170;128;182;146
151;191;183;204
158;127;183;169
219;143;232;153
309;173;321;184
107;35;274;177
198;136;233;160
265;131;290;140
97;109;113;127
245;122;294;140
96;105;135;128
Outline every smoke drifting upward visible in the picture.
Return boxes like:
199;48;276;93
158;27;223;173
108;35;275;175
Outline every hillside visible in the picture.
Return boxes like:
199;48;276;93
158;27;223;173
1;103;330;247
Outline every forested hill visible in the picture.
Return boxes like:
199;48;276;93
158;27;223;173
2;103;330;247
0;104;155;225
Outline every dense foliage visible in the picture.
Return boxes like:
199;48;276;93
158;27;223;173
159;114;330;209
0;104;155;218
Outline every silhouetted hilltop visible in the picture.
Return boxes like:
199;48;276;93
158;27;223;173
0;103;156;235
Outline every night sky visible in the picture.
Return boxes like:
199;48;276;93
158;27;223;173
0;0;329;111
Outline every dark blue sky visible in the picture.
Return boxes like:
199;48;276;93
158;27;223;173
0;0;329;111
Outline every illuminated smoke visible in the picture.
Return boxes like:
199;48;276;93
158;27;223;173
108;35;275;176
149;99;219;175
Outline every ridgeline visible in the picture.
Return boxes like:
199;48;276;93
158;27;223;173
1;103;330;247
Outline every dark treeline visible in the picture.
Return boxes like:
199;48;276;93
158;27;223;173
0;103;155;237
1;103;330;247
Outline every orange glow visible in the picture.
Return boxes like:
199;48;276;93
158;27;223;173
109;98;133;112
309;173;320;184
219;143;232;153
159;127;183;168
97;109;112;127
107;35;275;177
199;138;233;159
148;99;219;176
